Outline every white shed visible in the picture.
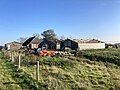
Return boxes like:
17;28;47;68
74;39;105;50
78;43;105;50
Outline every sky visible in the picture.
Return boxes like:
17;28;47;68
0;0;120;45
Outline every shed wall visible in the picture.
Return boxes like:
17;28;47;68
78;43;105;50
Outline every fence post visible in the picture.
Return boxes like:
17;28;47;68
10;52;12;60
12;53;14;62
36;61;39;81
18;55;21;69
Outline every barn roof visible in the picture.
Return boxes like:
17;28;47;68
74;39;104;43
38;39;56;47
60;39;78;50
30;37;41;44
88;39;104;43
22;36;41;46
38;39;57;50
63;38;77;42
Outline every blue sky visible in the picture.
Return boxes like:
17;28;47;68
0;0;120;45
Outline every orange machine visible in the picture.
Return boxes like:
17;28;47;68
38;50;56;57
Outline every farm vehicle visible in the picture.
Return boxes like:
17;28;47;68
30;47;77;57
30;48;60;57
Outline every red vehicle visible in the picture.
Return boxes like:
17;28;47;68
38;50;56;57
31;48;59;57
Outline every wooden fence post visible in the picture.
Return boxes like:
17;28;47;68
10;52;12;60
12;53;14;62
18;55;21;69
36;61;39;81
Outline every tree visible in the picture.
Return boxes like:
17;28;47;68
41;29;56;41
69;35;74;40
33;33;41;39
17;37;28;43
59;35;66;40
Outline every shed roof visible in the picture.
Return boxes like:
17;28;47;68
22;36;41;46
38;39;56;47
74;39;104;43
60;39;78;50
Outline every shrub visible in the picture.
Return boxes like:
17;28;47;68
0;52;5;59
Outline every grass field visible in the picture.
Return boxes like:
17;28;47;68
0;49;120;90
82;48;120;65
0;55;22;89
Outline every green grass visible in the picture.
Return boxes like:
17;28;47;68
0;52;46;90
22;56;120;90
81;48;120;66
0;49;120;90
0;59;22;90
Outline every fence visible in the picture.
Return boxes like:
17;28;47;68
0;51;41;90
9;52;40;82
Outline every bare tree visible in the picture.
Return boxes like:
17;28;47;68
17;37;28;43
59;35;66;40
33;33;41;39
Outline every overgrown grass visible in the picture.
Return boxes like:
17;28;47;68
0;51;46;90
0;58;22;89
22;55;120;90
20;56;75;69
5;60;46;90
38;57;75;69
0;51;5;59
1;49;120;90
81;48;120;66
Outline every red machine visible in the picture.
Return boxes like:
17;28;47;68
38;50;56;57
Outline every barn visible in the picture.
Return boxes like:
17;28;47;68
75;39;105;50
5;41;22;50
60;39;78;51
38;39;56;50
22;36;41;49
